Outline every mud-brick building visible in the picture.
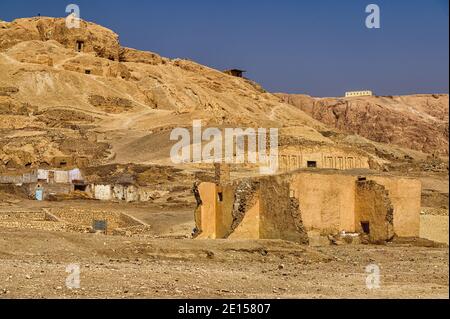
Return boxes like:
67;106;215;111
223;69;246;78
193;169;421;244
0;168;86;200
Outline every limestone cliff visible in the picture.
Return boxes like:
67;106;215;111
276;93;449;156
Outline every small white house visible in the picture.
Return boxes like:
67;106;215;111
345;90;373;98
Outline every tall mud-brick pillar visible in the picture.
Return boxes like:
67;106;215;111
214;163;230;184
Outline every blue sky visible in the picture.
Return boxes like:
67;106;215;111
0;0;448;96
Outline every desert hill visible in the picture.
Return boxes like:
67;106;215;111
0;17;447;172
0;17;335;169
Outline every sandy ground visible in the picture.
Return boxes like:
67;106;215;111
0;227;448;299
0;199;448;299
420;215;449;245
0;199;196;238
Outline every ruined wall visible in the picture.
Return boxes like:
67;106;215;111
125;185;139;202
26;182;73;200
194;181;260;239
195;182;219;239
290;172;357;234
138;188;169;202
0;174;23;184
216;184;237;238
228;197;261;239
225;180;258;238
355;180;395;242
369;176;421;237
89;184;163;203
112;185;126;200
194;178;308;243
259;177;308;243
93;184;112;201
0;211;47;221
193;171;421;243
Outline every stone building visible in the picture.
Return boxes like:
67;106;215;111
0;168;85;200
345;90;373;98
278;146;370;171
193;169;421;244
223;69;246;78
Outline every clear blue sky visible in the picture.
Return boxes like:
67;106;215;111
1;0;448;96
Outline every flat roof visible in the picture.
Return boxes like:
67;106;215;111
223;69;246;73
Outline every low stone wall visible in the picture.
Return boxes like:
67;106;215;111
91;184;168;203
50;208;144;234
0;211;69;232
0;175;23;184
0;211;47;221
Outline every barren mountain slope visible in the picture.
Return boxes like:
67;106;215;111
0;17;443;170
276;94;449;156
0;17;339;168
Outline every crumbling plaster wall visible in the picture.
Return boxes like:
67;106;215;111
92;184;139;202
193;171;421;243
259;177;308;243
355;180;395;242
228;195;260;240
290;173;357;234
194;178;308;243
93;184;112;201
368;176;421;237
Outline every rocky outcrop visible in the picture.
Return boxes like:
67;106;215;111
0;17;120;60
88;95;134;113
277;94;449;155
119;47;165;65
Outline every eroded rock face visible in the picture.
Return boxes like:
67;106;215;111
277;94;449;156
88;95;134;113
0;17;121;60
119;47;165;65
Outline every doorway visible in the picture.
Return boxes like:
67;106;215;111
307;161;317;168
76;40;84;52
361;221;370;234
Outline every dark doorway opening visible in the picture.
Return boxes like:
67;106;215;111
85;70;91;75
218;192;223;202
74;184;87;192
361;221;370;234
76;40;84;52
307;161;317;168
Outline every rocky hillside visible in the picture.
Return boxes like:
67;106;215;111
276;94;449;156
0;17;333;169
0;17;444;171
